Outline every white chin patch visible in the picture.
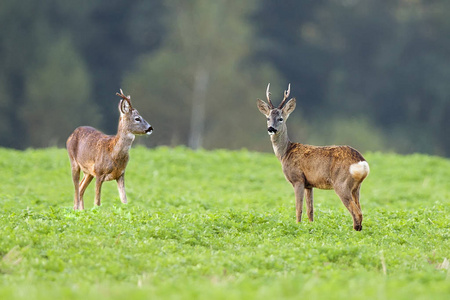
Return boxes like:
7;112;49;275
268;131;275;136
146;130;153;136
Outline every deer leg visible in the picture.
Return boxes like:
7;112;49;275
71;164;81;210
350;200;363;231
352;185;362;210
293;182;305;223
336;188;363;231
79;174;93;210
117;174;127;204
94;177;103;206
305;188;314;222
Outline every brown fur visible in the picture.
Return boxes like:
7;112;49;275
283;143;365;190
257;84;369;231
67;90;152;210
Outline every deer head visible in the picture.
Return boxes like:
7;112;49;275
116;89;153;136
257;83;296;135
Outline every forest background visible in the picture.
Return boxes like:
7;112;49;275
1;0;449;156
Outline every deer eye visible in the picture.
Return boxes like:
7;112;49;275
279;118;284;122
134;117;141;122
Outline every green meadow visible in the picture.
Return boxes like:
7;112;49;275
0;147;449;299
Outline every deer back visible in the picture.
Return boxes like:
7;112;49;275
282;143;366;189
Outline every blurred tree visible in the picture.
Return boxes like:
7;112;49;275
252;0;327;115
372;0;450;155
253;0;450;156
73;0;166;134
124;0;283;150
0;74;13;146
317;0;450;155
20;36;97;147
0;0;97;148
0;0;44;148
0;0;166;148
1;0;450;156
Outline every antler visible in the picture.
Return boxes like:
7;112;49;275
266;83;275;109
116;89;132;107
278;83;291;109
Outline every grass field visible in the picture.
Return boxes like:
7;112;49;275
0;146;449;299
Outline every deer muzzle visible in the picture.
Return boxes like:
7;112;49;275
267;126;277;135
145;126;153;135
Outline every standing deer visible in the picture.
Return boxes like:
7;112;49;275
257;84;369;231
66;89;153;210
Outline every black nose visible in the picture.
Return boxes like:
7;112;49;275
268;127;277;133
146;126;153;133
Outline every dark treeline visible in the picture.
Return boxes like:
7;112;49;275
1;0;449;156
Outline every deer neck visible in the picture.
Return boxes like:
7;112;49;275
270;126;291;161
111;121;135;158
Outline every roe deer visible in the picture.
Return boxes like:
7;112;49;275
257;84;369;231
67;89;153;210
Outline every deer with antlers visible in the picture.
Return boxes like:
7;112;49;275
66;89;153;210
257;84;369;231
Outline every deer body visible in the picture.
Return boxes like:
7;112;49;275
68;126;133;180
257;84;369;231
67;90;152;210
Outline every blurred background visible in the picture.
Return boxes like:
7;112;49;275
1;0;449;156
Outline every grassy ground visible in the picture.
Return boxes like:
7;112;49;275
0;146;449;299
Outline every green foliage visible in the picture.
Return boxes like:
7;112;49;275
20;36;97;147
0;0;166;148
254;0;450;156
124;0;281;149
0;147;449;299
1;0;450;155
302;116;387;153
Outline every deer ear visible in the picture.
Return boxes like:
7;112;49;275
257;99;271;116
282;98;296;116
119;99;131;114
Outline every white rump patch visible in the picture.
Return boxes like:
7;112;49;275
349;161;370;181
